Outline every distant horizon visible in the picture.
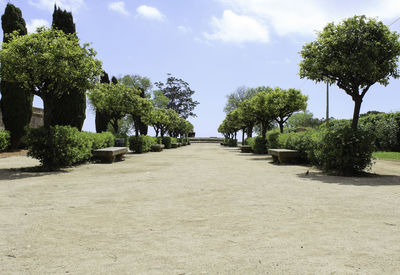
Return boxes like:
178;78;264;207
1;0;400;136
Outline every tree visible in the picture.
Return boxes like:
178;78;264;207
95;71;111;133
237;99;257;139
144;108;179;137
88;83;146;134
267;88;308;133
224;86;262;113
119;74;152;135
155;74;199;119
50;5;86;130
286;110;323;129
248;90;274;139
300;15;400;129
0;28;102;128
0;3;32;149
152;90;169;109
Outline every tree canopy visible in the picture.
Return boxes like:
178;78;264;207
155;74;199;119
300;15;400;129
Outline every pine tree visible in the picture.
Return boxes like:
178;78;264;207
0;4;33;149
50;5;86;130
95;71;111;132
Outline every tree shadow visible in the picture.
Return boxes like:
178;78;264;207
297;171;400;186
0;167;69;181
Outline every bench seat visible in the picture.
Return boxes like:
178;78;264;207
268;149;299;164
240;145;252;153
93;147;128;163
151;144;165;152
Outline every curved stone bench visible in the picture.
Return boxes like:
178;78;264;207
151;144;165;152
268;149;299;164
240;145;252;153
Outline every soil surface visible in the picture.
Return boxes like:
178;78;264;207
0;143;400;274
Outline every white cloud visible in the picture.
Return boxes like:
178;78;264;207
26;19;50;33
203;10;269;44
108;1;130;16
215;0;400;38
178;25;191;33
136;5;165;21
29;0;84;12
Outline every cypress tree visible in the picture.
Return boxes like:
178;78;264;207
95;71;111;133
50;5;86;130
0;4;33;149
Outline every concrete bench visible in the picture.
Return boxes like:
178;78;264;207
240;145;252;153
171;143;179;148
151;144;165;152
93;147;128;163
268;149;299;164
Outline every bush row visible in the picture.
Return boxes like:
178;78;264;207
244;122;375;175
0;130;10;152
128;135;190;153
27;126;115;170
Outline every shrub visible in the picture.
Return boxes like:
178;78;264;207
129;135;157;153
245;137;255;147
278;130;319;163
252;136;268;154
227;138;237;147
82;131;114;150
0;130;10;152
266;129;280;149
318;124;375;175
27;126;92;170
162;136;172;149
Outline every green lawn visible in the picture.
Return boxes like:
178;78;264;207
373;152;400;161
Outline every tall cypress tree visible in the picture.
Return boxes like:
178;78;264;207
50;5;86;130
95;71;111;132
0;4;33;149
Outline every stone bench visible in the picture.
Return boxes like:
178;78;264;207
268;149;299;164
171;143;179;148
151;144;165;152
240;145;252;153
93;147;128;163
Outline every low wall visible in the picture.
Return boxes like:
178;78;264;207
0;107;44;130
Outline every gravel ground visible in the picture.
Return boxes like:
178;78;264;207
0;143;399;274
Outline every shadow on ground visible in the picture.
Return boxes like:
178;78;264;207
297;172;400;186
0;167;69;181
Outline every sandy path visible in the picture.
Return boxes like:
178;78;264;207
0;143;399;274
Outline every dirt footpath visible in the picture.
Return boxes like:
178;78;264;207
0;143;399;274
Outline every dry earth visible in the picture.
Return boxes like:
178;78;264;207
0;143;399;274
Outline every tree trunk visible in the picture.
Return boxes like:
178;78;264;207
261;122;267;139
111;118;119;134
242;128;245;145
278;121;284;133
42;94;54;129
246;125;253;138
351;97;363;130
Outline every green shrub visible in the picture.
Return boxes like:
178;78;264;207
277;131;319;163
252;136;268;154
318;124;375;175
162;136;172;149
82;131;115;150
0;130;10;152
27;126;92;170
266;129;280;149
227;138;237;147
245;137;255;147
129;135;157;153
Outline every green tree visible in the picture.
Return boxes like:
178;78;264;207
224;86;262;113
50;5;86;130
144;108;179;137
267;88;308;133
0;28;102;128
155;74;199;119
286;110;323;129
249;90;274;139
95;71;111;133
88;83;144;134
0;3;33;149
152;89;169;109
237;99;257;139
119;74;152;135
300;15;400;129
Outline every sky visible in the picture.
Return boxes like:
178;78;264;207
1;0;400;137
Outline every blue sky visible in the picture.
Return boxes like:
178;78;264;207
2;0;400;137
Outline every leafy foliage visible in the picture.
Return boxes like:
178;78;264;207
224;86;261;113
0;130;10;152
81;131;114;150
129;135;157;153
0;28;102;128
95;71;111;133
286;110;323;129
252;136;268;154
0;3;32;149
155;74;199;119
300;15;400;129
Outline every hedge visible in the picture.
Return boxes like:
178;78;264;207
129;135;157;153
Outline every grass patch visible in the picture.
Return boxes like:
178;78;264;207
373;152;400;161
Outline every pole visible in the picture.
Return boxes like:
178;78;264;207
326;81;329;127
